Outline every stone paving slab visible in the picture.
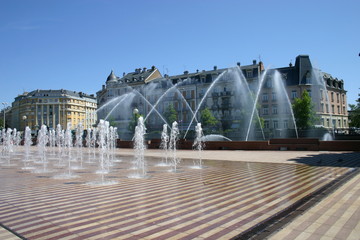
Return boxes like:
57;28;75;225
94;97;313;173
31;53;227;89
0;148;359;239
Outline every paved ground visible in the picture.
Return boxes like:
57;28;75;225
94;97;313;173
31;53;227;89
0;148;359;239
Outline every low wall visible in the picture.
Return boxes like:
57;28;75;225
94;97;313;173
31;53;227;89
117;138;360;152
319;140;360;151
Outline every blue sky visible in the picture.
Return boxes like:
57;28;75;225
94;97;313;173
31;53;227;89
0;0;359;108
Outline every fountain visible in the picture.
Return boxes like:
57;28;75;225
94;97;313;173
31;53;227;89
272;70;299;138
35;124;50;173
183;71;227;139
130;116;147;178
22;126;34;170
158;124;169;166
169;121;180;172
192;123;205;168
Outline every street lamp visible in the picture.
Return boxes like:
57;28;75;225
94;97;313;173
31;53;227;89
22;115;27;130
2;102;8;128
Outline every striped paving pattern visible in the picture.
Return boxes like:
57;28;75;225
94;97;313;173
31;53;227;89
0;150;354;239
269;171;360;240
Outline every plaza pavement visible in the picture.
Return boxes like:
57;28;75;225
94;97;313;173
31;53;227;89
100;149;360;239
1;149;359;239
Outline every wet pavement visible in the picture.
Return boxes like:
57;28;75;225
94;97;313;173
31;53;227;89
0;147;359;239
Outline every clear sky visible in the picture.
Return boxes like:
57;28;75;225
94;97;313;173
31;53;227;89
0;0;359;108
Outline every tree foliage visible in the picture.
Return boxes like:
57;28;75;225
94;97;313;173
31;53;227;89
348;91;360;128
292;90;317;130
200;107;218;132
164;104;177;125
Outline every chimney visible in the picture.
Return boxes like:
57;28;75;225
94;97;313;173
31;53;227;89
184;70;189;75
143;67;147;72
289;62;293;67
237;62;241;66
214;66;217;70
253;60;257;65
123;72;125;76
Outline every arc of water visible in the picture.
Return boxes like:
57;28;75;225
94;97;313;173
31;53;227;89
104;93;134;120
144;79;198;124
183;70;227;139
245;68;268;141
234;66;265;141
313;69;334;137
274;70;298;138
96;95;124;113
130;87;171;128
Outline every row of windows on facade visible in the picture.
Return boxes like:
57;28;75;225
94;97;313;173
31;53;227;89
22;98;96;106
262;118;347;129
321;90;346;104
261;104;346;116
320;104;346;115
262;90;345;103
322;118;347;128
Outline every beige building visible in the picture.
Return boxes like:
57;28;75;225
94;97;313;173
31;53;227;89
10;89;97;131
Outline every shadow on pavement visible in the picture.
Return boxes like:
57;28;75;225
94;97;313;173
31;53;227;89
287;152;360;168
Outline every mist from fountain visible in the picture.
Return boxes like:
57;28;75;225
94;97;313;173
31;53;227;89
169;121;180;172
36;125;50;173
129;116;147;178
245;69;269;141
144;79;198;124
312;68;335;137
104;92;136;121
22;126;34;170
183;70;227;139
158;124;169;166
272;70;299;138
201;134;232;141
192;123;205;169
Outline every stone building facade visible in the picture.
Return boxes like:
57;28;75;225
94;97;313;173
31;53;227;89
10;89;97;131
97;55;348;140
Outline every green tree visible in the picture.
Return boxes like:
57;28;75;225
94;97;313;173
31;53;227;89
292;90;318;130
200;107;218;133
107;116;117;127
164;104;177;125
348;91;360;128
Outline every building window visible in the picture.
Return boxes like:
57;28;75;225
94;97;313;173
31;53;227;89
332;105;335;114
320;90;323;100
336;93;339;103
263;106;269;115
283;120;288;129
337;106;340;114
272;92;277;101
331;92;334;102
342;94;345;104
343;107;345;115
272;105;278;114
246;70;253;78
307;90;311;97
326;104;329;113
266;79;272;88
262;93;268;102
321;103;324;113
264;120;269;129
273;120;278;129
344;120;347;127
291;90;297;99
